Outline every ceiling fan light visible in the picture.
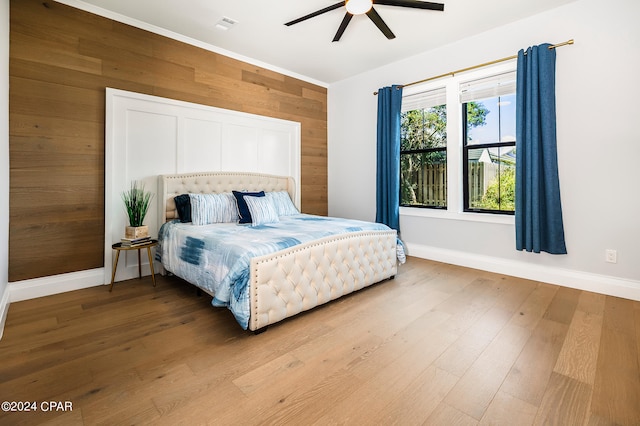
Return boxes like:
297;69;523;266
346;0;373;15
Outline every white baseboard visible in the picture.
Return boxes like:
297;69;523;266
4;244;639;323
406;242;640;302
0;285;9;340
9;259;161;304
9;268;106;303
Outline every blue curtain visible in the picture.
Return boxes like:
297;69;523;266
515;44;567;254
376;85;403;232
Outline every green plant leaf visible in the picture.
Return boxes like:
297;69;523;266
121;181;154;227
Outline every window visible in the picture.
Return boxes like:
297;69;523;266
400;87;447;208
461;72;517;214
400;63;517;219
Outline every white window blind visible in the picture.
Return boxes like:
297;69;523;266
401;87;447;113
459;71;516;103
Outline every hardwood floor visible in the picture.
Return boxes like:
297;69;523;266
1;257;639;425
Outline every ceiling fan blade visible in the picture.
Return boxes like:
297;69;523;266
285;2;346;26
374;0;444;11
366;7;395;39
333;13;353;42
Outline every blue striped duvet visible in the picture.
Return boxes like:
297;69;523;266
157;214;397;329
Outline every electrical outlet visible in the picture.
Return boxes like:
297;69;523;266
605;249;617;264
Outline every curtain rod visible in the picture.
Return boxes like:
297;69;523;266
373;39;574;95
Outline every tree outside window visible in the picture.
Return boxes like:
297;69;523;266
400;102;489;208
400;105;447;207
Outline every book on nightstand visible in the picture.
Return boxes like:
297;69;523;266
120;236;152;247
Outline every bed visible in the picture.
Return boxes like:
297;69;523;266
157;171;401;332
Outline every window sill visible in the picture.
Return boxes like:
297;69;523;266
400;206;514;225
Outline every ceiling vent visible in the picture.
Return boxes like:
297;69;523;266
215;16;238;31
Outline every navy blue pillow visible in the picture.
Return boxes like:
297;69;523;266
232;190;265;224
174;194;192;223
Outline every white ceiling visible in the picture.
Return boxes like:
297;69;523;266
63;0;578;85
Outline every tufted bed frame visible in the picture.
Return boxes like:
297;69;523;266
158;171;398;331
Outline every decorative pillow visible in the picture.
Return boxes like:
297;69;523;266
232;190;265;224
265;191;299;216
174;194;192;223
189;193;238;225
244;195;279;227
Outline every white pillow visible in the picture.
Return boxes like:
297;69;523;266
265;191;299;216
189;193;238;225
244;195;280;226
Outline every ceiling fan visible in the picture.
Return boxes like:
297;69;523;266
285;0;445;42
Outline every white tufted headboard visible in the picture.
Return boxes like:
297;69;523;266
158;171;297;225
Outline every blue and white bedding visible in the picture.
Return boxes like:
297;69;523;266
157;214;400;329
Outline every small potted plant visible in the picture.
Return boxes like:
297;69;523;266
122;180;153;239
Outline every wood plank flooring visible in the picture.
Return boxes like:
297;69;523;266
0;257;639;425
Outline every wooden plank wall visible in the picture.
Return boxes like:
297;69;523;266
8;0;328;282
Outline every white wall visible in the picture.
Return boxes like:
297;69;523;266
328;0;640;299
105;89;301;284
0;0;10;338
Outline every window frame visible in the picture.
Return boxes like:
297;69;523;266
398;61;517;225
399;87;448;209
461;103;516;215
399;115;448;209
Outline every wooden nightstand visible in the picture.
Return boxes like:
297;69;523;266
110;239;159;291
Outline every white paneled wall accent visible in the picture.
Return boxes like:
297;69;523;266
105;88;301;283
